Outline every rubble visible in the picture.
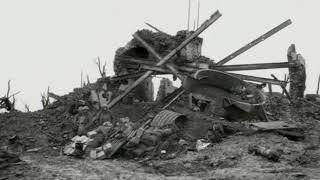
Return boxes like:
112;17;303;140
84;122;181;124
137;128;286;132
248;144;282;162
0;9;318;179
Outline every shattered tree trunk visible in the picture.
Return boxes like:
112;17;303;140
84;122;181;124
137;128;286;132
287;44;306;104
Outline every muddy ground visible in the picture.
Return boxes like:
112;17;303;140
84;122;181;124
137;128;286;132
1;95;320;180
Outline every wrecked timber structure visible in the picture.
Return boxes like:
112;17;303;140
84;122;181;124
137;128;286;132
60;11;307;159
2;10;320;179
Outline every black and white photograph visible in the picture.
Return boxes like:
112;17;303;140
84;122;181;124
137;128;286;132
0;0;319;179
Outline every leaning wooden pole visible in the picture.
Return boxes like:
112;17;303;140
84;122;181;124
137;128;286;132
216;19;292;66
107;11;222;109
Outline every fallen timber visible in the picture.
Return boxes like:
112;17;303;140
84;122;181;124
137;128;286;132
116;55;297;72
216;19;292;66
128;32;268;120
120;62;286;86
107;10;222;109
132;33;184;80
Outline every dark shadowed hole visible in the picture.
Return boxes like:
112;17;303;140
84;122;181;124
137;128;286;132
124;46;149;58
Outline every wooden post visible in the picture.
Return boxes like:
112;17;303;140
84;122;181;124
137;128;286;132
107;11;222;109
197;0;200;28
268;83;273;95
282;74;287;95
216;19;292;66
317;74;320;95
187;0;191;30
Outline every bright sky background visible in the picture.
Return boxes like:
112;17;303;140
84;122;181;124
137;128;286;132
0;0;319;111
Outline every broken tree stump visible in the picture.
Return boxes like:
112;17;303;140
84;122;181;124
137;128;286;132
287;44;306;105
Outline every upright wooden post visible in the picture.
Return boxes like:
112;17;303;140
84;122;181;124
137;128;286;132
197;0;200;28
187;0;191;30
268;83;273;95
282;74;287;95
317;74;320;95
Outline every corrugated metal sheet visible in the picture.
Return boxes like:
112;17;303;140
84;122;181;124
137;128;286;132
151;110;185;127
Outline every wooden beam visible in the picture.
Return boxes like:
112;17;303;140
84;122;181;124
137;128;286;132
139;64;285;86
133;34;184;80
117;56;295;72
212;62;295;71
216;19;292;66
228;73;286;85
107;11;222;109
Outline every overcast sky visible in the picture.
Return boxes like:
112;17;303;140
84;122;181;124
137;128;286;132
0;0;319;111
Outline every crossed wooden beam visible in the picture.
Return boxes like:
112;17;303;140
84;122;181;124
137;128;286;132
107;10;292;109
107;11;222;109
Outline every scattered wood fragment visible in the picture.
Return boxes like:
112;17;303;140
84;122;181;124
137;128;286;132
249;121;298;131
248;144;281;162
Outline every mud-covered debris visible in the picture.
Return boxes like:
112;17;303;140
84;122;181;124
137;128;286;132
0;148;21;169
248;144;282;162
196;139;212;151
249;121;298;131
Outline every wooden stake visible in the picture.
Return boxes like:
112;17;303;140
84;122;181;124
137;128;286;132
81;71;83;88
197;0;200;28
187;0;191;30
317;74;320;95
268;83;273;95
6;80;11;97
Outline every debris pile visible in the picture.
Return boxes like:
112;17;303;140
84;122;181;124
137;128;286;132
41;11;308;161
1;10;319;179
